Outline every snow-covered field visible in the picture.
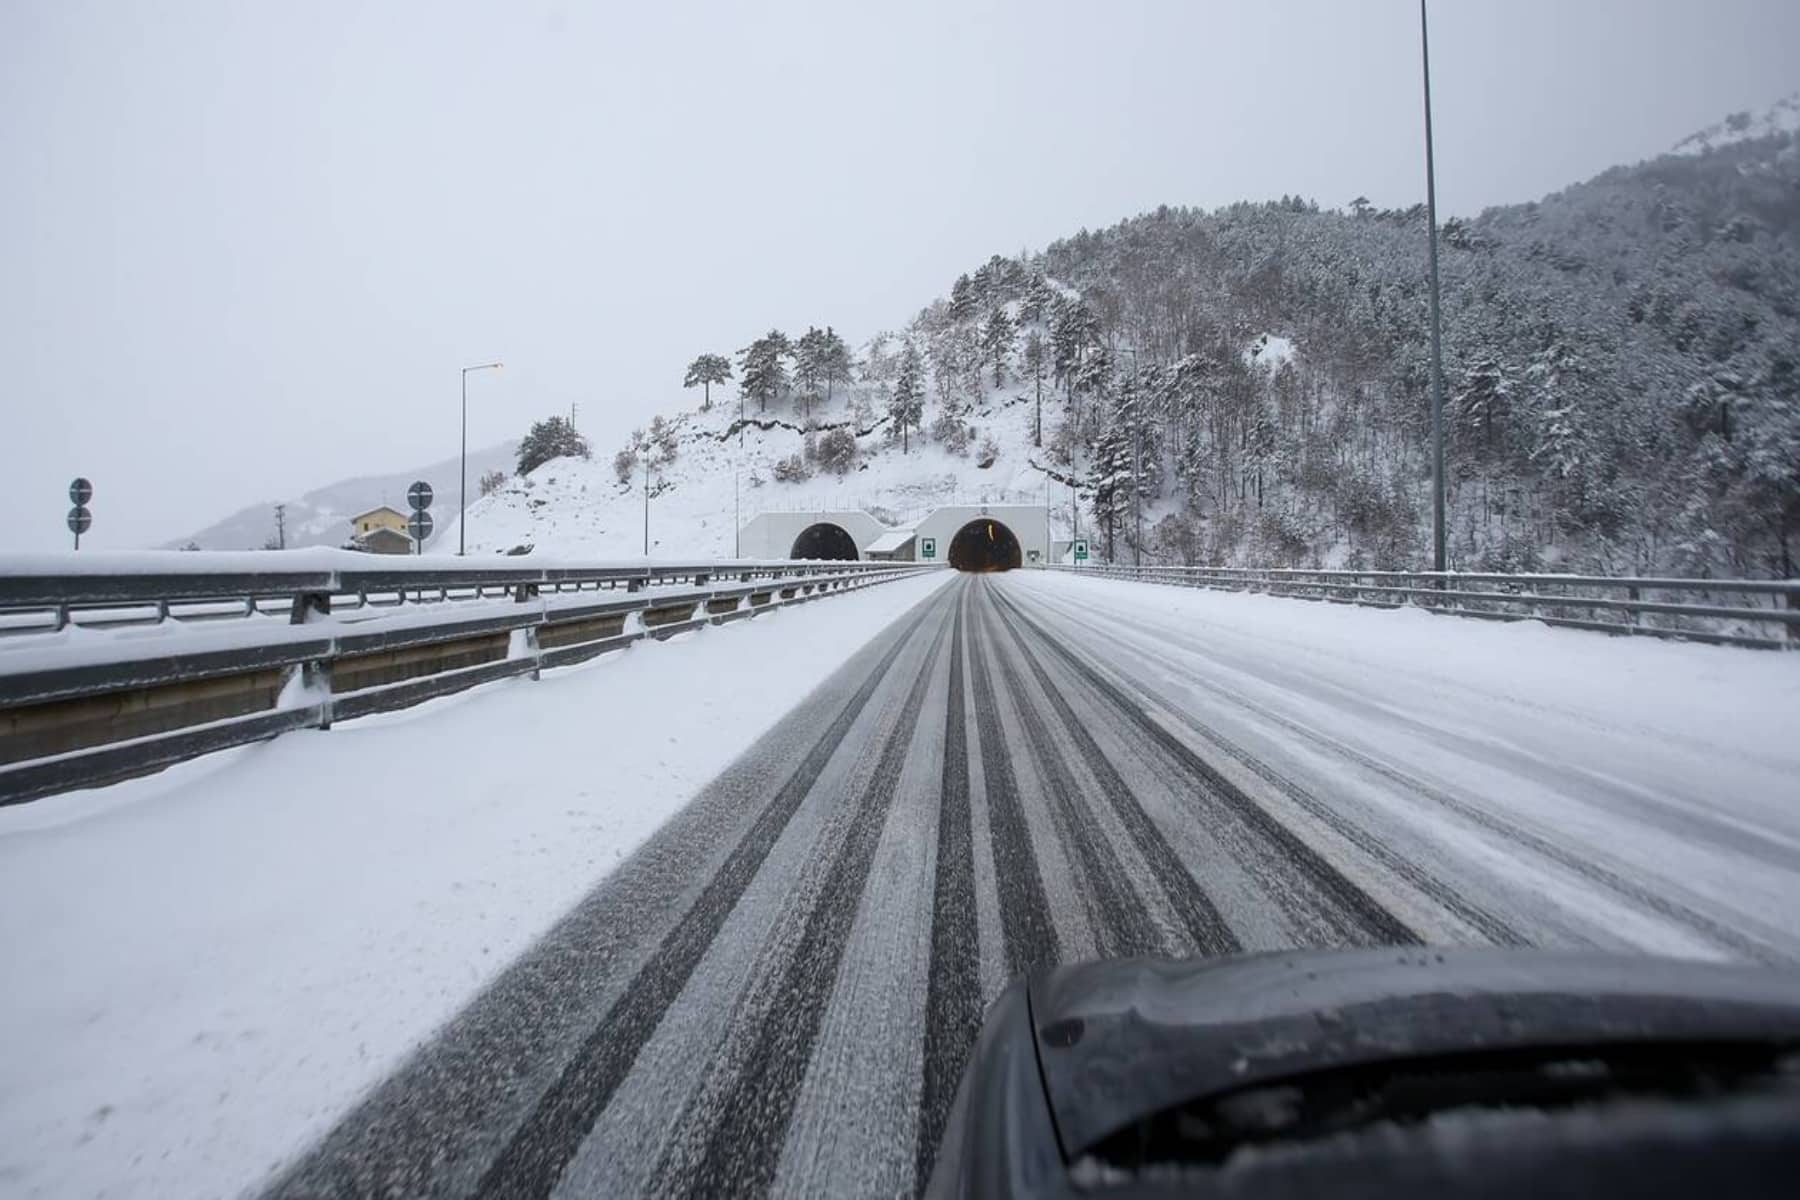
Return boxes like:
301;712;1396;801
0;570;951;1200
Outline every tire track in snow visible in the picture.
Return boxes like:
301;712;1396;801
913;589;980;1190
977;581;1162;958
662;603;950;1197
991;587;1419;947
966;587;1062;979
986;588;1242;957
471;590;949;1200
1007;581;1774;957
1016;581;1524;945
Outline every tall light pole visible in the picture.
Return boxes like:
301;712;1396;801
1420;0;1448;573
459;361;503;556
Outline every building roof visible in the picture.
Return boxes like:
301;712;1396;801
350;505;409;523
866;529;917;554
352;526;416;551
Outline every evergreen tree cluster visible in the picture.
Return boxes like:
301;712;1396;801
902;130;1800;576
726;327;854;421
516;415;590;477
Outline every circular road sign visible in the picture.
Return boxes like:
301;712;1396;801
407;510;435;541
407;480;434;512
69;477;93;505
67;505;92;535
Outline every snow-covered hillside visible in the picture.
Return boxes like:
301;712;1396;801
1671;92;1800;155
461;93;1800;574
447;377;1087;559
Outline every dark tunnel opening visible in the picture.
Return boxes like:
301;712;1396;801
789;522;861;561
949;518;1022;572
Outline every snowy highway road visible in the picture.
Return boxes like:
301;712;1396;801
267;571;1800;1199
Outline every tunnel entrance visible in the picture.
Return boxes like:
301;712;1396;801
949;518;1022;572
789;522;860;560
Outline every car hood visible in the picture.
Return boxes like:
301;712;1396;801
1027;947;1800;1160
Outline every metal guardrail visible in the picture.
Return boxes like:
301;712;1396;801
1050;563;1800;650
0;558;896;633
0;559;938;805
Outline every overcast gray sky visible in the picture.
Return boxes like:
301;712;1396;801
3;0;1796;551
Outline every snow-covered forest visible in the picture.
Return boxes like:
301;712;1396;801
920;117;1800;576
470;102;1798;577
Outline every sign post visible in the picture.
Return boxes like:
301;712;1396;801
67;478;93;550
1072;538;1089;564
407;480;434;555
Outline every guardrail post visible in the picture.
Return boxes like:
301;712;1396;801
1627;585;1642;635
1788;590;1798;648
303;659;334;730
513;583;539;604
289;592;331;624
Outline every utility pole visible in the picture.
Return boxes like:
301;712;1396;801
274;504;287;550
643;450;651;555
734;460;741;558
569;401;579;430
1421;0;1448;574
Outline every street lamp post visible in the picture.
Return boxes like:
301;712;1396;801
1420;0;1448;574
459;361;503;556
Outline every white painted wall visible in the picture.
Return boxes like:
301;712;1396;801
737;505;1051;564
737;510;890;559
910;505;1050;567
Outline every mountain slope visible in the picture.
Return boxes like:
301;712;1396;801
172;441;518;551
461;96;1800;577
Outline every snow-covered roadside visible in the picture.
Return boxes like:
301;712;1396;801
0;570;951;1200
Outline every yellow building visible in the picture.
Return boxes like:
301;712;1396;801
349;506;415;555
350;506;409;537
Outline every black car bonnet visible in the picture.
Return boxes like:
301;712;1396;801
1026;948;1800;1160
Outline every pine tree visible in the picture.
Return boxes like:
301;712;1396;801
1089;411;1134;561
889;344;925;453
682;353;732;410
517;415;591;475
793;326;827;419
821;326;854;404
1051;300;1099;399
737;330;792;418
1455;356;1514;457
979;307;1016;388
1023;330;1048;446
1018;273;1056;327
949;273;979;325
